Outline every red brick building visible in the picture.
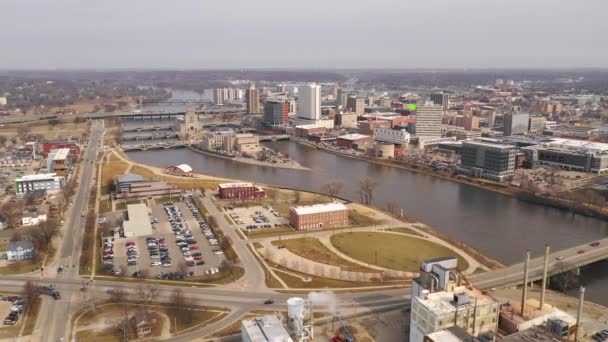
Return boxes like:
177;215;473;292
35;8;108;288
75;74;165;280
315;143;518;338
218;183;265;199
42;140;80;157
336;134;373;150
289;203;349;231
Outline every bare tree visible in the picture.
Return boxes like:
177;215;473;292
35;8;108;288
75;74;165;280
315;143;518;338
292;191;302;205
10;230;23;242
322;181;344;201
0;202;19;228
359;177;378;204
108;287;126;304
387;200;400;217
170;288;194;324
30;219;59;252
136;284;159;309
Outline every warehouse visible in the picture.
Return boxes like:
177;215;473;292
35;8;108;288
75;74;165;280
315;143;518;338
122;203;153;237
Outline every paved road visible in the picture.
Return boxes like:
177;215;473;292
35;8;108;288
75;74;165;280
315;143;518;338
30;120;105;342
470;237;608;289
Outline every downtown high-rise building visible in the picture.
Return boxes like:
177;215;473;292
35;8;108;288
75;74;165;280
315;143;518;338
346;96;365;115
297;83;321;120
246;82;260;114
263;100;289;127
415;104;443;138
503;112;530;136
430;92;450;111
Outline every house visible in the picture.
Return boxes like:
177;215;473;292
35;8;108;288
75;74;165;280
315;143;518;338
21;213;47;226
133;311;157;337
7;241;36;261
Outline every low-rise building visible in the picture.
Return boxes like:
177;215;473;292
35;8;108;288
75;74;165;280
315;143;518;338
289;203;349;230
335;112;358;128
7;241;36;261
21;213;47;226
235;133;260;154
201;131;235;153
336;133;373;150
241;315;293;342
218;183;265;199
42;140;80;157
359;120;391;135
122;203;153;237
373;127;410;145
295;124;328;138
163;164;193;177
116;173;180;199
15;173;65;195
47;148;71;176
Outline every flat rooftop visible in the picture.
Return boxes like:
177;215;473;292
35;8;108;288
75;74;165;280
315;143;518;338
416;286;498;316
291;203;348;215
123;203;153;237
218;182;256;189
51;148;70;160
463;140;516;149
338;133;370;140
16;173;60;181
241;315;293;342
546;138;608;153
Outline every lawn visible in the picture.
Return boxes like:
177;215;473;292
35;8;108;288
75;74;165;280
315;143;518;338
270;238;380;273
330;232;468;272
99;199;111;213
385;227;425;237
348;209;382;227
101;161;129;195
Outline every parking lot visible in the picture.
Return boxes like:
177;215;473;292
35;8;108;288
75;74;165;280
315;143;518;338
226;205;290;233
107;197;225;279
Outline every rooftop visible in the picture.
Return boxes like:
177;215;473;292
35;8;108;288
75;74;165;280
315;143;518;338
241;315;293;342
117;173;145;184
123;203;153;237
546;138;608;153
463;140;516;149
291;202;348;215
416;286;498;316
50;148;70;160
338;133;371;140
16;173;61;181
8;240;34;252
218;182;256;189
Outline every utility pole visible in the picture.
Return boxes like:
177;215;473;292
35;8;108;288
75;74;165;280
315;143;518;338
520;250;530;316
540;245;550;309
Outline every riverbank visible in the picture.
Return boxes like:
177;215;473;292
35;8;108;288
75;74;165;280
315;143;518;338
188;145;309;170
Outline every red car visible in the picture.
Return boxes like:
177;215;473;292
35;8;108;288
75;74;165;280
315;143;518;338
190;246;199;250
125;242;135;247
194;256;202;260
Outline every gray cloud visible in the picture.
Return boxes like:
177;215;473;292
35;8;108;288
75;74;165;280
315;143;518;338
3;0;607;69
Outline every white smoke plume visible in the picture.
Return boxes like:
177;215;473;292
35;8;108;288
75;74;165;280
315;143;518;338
308;290;337;315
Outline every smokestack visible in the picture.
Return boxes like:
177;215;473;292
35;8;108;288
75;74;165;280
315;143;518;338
520;250;530;316
540;245;550;309
575;286;585;342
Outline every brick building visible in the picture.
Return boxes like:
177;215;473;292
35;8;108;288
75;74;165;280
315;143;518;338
336;134;373;150
289;203;349;231
218;183;265;199
42;140;80;157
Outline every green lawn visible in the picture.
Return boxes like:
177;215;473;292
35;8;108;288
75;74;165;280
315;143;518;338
330;232;468;272
271;238;379;273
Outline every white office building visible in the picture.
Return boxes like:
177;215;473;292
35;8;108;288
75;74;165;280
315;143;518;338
14;173;65;195
373;127;411;145
297;83;321;121
415;104;443;138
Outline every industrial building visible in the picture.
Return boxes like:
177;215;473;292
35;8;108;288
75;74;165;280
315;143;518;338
289;203;349;230
218;183;265;199
47;148;71;176
115;173;180;199
458;141;516;181
410;258;500;342
241;315;293;342
14;173;65;195
122;203;153;237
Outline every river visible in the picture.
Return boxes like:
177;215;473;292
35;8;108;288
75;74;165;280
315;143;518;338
126;141;608;305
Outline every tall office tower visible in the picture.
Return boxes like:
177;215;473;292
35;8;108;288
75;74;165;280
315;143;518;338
415;104;443;138
297;83;321;120
346;96;365;115
213;88;224;105
430;92;450;111
503;112;530;136
246;82;260;114
263;100;289;127
336;87;354;109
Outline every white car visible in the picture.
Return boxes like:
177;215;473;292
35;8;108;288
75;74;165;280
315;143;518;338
556;255;565;261
150;261;162;266
213;250;223;255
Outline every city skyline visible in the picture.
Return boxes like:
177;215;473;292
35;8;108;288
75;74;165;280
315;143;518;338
3;0;608;69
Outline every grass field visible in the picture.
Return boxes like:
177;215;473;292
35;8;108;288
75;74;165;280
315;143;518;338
99;199;111;213
385;227;425;237
101;161;129;195
330;232;468;272
270;238;380;273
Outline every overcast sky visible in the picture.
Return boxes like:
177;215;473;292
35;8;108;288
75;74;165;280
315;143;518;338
3;0;607;69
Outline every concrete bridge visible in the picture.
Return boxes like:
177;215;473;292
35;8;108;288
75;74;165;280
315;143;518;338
121;141;189;151
469;237;608;290
258;134;291;142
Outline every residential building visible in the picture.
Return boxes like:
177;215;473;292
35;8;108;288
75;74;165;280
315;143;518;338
15;173;65;195
47;148;71;176
263;100;289;127
218;183;265;199
430;92;450;111
7;241;36;261
115;173;180;199
21;213;47;226
415;104;443;138
410;258;500;342
235;133;260;154
297;83;321;121
241;315;293;342
346;96;365;115
503;112;530;136
42;140;80;157
336;134;373;150
246;82;260;114
373;127;410;145
289;203;349;230
122;203;153;237
458;141;516;181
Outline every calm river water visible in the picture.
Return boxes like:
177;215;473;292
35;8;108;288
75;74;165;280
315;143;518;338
127;140;608;305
